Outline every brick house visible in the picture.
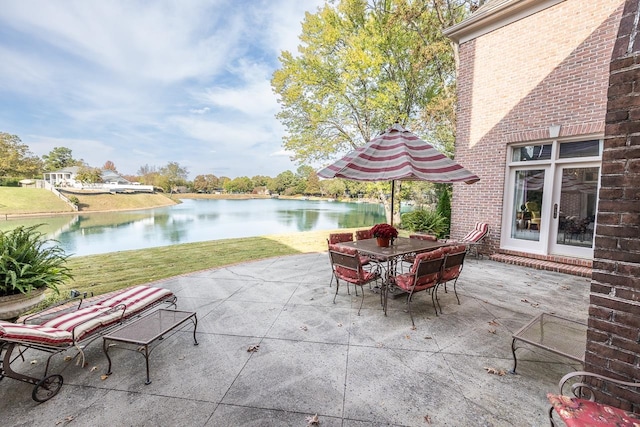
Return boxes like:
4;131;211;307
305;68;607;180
446;0;640;409
444;0;625;275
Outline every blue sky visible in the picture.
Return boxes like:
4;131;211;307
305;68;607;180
0;0;326;179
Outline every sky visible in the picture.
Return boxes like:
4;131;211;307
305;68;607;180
0;0;327;179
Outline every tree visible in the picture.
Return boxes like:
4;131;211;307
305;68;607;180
0;133;43;178
75;166;103;184
272;0;472;165
224;176;253;194
42;147;79;171
193;174;220;193
158;162;189;194
103;161;117;172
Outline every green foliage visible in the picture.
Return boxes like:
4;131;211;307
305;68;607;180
0;133;43;178
75;166;103;183
0;225;72;296
67;196;80;205
436;185;452;236
42;146;79;171
400;208;448;238
271;0;469;166
0;178;21;187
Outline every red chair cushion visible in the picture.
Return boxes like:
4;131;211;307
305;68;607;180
547;393;640;426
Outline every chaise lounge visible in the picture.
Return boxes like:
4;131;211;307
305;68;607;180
0;285;176;402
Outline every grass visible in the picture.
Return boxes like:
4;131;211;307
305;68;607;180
42;228;374;307
0;188;74;214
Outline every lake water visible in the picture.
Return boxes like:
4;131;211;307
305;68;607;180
1;198;385;257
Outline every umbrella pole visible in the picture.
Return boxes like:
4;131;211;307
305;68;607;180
390;180;395;227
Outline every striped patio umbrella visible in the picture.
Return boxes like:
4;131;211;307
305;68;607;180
317;123;480;225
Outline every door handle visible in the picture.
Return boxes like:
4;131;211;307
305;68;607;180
553;203;558;219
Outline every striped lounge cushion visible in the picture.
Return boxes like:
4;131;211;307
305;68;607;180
0;321;72;347
41;305;123;341
97;286;173;318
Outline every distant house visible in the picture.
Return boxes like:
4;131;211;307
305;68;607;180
43;167;152;192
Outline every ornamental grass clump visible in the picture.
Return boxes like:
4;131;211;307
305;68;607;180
0;225;72;297
370;223;398;239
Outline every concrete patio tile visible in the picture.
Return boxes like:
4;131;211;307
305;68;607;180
343;345;473;426
265;303;352;345
207;404;344;427
73;389;215;426
221;338;348;417
197;300;286;336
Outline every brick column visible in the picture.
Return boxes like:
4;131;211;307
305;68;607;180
587;0;640;410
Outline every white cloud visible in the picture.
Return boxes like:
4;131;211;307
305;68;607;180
0;0;327;179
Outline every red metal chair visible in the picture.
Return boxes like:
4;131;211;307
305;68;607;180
548;371;640;426
458;222;488;258
401;233;439;270
391;248;445;326
355;229;372;240
328;244;381;315
435;244;467;306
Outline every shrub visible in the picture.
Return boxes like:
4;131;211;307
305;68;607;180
67;195;80;205
0;225;73;296
400;209;449;238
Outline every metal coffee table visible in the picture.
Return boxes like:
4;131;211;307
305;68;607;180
510;312;587;374
103;309;198;384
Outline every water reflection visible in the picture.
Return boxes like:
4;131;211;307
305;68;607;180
1;198;385;257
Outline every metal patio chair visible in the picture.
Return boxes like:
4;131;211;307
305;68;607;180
390;248;445;326
329;244;381;315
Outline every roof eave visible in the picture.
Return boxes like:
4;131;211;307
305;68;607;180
443;0;565;44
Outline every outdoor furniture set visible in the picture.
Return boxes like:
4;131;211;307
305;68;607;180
328;232;468;325
0;285;198;402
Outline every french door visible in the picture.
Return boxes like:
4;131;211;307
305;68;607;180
503;139;601;259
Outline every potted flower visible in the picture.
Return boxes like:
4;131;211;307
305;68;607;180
370;223;398;247
0;225;72;320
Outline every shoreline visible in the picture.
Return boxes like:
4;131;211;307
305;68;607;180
1;194;379;220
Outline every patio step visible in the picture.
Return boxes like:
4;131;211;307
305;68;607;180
489;251;592;278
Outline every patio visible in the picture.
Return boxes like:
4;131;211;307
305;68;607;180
1;252;590;426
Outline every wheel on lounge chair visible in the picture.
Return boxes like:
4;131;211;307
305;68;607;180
32;374;63;402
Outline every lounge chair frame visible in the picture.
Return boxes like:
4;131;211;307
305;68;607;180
0;289;176;402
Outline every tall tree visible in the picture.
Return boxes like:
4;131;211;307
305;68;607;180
42;147;79;171
159;161;189;194
0;132;43;178
75;166;103;184
272;0;472;165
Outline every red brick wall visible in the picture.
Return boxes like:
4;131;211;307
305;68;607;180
452;0;624;254
587;0;640;409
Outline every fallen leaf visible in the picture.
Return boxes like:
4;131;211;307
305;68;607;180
521;298;529;303
177;355;185;360
488;329;496;334
30;360;38;365
484;366;506;376
64;356;73;361
405;335;411;340
424;414;432;424
488;320;499;326
410;326;417;331
55;415;75;425
424;336;432;340
561;285;570;290
100;374;109;380
337;323;343;327
305;413;320;425
247;345;260;353
299;325;308;331
90;366;98;372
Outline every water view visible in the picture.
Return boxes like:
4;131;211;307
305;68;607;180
1;198;385;257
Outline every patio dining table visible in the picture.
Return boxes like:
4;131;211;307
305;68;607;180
337;237;448;314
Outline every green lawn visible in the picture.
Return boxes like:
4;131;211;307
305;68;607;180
0;188;74;214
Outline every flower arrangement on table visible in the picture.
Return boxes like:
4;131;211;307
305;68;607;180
370;223;398;239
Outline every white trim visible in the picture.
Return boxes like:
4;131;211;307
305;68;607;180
444;0;565;44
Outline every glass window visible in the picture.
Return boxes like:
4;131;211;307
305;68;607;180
512;144;552;162
559;140;600;159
